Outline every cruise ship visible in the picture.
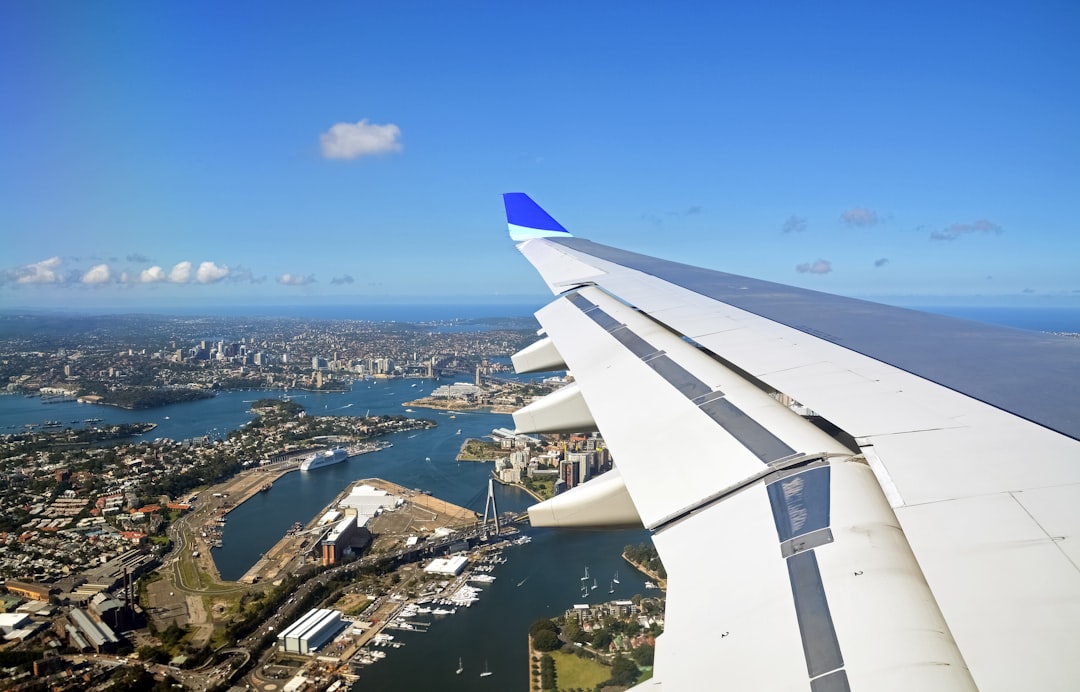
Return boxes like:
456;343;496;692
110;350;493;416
299;448;348;471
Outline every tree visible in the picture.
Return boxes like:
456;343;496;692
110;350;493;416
609;655;640;686
533;628;560;652
590;629;613;650
529;618;558;638
540;653;557;690
631;643;655;667
562;617;584;643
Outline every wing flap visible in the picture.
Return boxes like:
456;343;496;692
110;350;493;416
646;455;975;691
896;492;1080;691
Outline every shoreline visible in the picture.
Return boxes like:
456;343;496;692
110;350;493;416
622;552;667;591
492;475;546;503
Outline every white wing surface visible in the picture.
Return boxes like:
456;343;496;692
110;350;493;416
502;193;1080;691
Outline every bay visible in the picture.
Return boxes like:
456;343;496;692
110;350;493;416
206;379;649;690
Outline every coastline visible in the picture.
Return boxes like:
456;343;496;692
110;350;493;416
492;474;546;503
622;552;667;591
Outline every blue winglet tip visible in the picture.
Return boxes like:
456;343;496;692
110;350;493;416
503;192;572;241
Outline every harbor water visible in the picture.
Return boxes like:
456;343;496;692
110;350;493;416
1;378;650;690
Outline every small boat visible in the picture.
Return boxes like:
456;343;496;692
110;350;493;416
480;660;492;678
456;657;463;675
456;429;462;435
613;570;620;584
425;456;431;462
591;578;597;591
609;581;615;594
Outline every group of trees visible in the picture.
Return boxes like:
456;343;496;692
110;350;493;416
530;618;562;652
623;542;666;579
77;382;215;410
530;616;655;691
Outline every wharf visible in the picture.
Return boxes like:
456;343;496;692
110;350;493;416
236;477;478;585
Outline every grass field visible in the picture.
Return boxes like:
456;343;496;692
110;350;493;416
550;650;610;690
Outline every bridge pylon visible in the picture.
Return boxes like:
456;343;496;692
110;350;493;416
481;477;500;539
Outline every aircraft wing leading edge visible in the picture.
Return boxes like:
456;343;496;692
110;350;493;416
503;193;1080;691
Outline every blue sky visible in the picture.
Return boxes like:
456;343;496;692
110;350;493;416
2;2;1077;311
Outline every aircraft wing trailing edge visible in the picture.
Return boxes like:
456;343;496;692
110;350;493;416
502;193;1080;691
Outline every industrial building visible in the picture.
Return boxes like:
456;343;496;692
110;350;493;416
423;555;468;576
337;483;401;518
66;607;120;653
319;514;372;566
277;608;345;654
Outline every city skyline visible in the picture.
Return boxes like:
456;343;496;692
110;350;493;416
2;2;1078;311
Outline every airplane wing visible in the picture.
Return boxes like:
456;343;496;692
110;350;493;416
502;193;1080;691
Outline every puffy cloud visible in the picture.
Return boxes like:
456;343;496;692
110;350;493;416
874;257;889;268
140;266;166;283
169;261;193;283
196;261;230;284
13;257;64;284
330;274;355;285
82;264;111;285
782;215;808;234
320;119;402;160
840;207;879;227
796;259;832;274
930;219;1002;241
277;273;315;286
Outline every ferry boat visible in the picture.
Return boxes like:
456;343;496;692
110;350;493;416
299;447;348;471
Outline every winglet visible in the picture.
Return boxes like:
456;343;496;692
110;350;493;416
503;193;573;241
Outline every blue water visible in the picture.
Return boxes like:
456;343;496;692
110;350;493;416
198;380;651;691
214;380;528;580
912;306;1080;333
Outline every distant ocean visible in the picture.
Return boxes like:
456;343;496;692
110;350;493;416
3;302;1078;333
909;306;1080;333
152;303;1080;333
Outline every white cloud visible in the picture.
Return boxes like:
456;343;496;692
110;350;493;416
930;219;1003;241
840;207;879;227
320;119;402;160
796;259;832;274
196;261;230;284
140;266;166;283
82;264;111;285
169;261;193;283
277;273;315;286
782;215;808;234
15;257;64;284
